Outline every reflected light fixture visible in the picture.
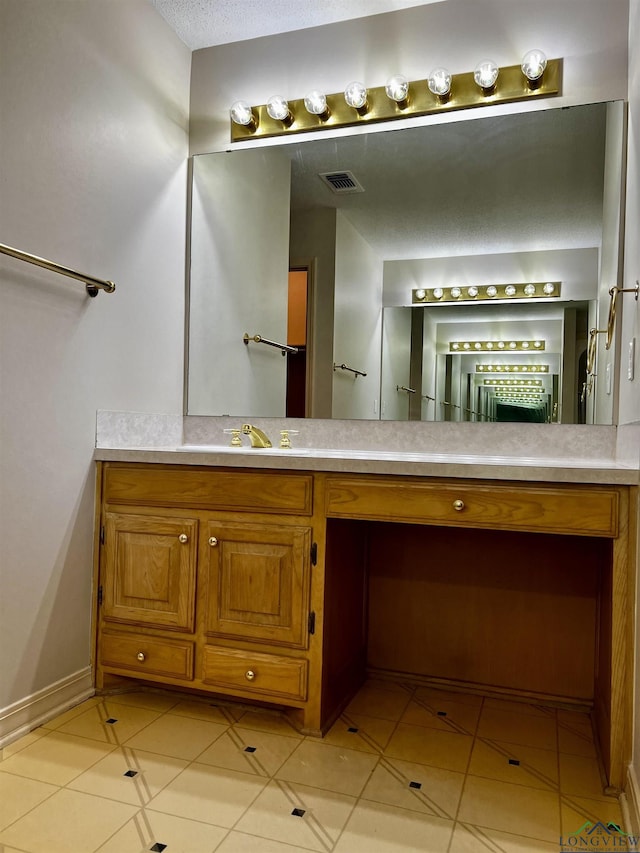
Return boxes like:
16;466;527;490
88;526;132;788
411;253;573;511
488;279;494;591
450;340;546;352
483;379;544;387
413;282;561;303
476;364;550;373
230;53;561;142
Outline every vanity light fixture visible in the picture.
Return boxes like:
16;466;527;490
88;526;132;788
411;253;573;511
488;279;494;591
521;49;547;88
304;90;330;119
229;54;562;141
450;340;546;352
266;95;292;123
427;67;452;100
474;59;500;93
344;81;369;112
230;100;257;129
412;282;561;304
385;74;410;106
476;364;550;373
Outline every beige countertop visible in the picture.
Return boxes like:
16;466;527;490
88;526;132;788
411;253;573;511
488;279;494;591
94;444;640;485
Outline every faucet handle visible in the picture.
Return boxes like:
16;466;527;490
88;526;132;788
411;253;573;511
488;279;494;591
223;428;242;447
279;429;299;449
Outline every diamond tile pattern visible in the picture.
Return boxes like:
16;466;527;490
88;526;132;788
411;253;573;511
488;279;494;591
0;683;625;853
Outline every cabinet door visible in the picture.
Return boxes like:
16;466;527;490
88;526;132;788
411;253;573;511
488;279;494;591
205;521;311;649
103;512;198;631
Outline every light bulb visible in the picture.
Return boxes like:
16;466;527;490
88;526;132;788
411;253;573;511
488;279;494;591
524;283;536;296
497;342;505;349
415;289;426;300
427;67;452;98
543;282;556;295
230;100;255;127
521;49;547;83
486;342;494;349
266;96;290;122
509;341;517;349
533;340;543;348
432;287;444;299
486;285;498;297
304;90;328;116
505;285;516;296
451;342;460;350
522;341;530;349
385;75;409;103
467;286;479;298
463;342;471;350
474;59;499;91
474;342;482;349
344;81;368;110
450;287;462;298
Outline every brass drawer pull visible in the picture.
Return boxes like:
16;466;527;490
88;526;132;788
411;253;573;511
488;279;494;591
137;652;146;662
453;499;465;511
209;537;218;547
245;669;256;681
178;533;189;543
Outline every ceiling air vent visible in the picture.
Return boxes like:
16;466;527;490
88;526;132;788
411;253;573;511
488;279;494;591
319;171;364;194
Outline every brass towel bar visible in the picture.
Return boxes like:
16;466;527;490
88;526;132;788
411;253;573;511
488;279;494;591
0;243;116;297
243;333;298;356
333;362;367;377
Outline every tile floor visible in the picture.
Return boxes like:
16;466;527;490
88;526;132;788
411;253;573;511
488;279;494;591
0;680;626;853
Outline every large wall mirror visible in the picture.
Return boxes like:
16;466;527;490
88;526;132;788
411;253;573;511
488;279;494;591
187;100;625;424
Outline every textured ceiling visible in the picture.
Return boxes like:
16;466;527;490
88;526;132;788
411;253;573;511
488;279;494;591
149;0;443;50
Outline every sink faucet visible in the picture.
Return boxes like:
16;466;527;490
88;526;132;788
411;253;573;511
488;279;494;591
241;423;272;448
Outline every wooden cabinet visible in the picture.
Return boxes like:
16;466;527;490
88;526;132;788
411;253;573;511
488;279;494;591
94;461;636;792
96;463;316;722
204;520;312;648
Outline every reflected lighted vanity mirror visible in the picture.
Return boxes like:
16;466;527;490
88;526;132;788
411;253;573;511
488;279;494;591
187;100;625;424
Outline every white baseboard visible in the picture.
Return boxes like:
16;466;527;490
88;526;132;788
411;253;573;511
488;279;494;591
0;667;94;749
626;762;640;836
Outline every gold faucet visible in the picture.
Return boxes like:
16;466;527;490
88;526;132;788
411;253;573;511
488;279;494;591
241;423;272;448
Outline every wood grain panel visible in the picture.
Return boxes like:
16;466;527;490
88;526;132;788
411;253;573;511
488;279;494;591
104;464;312;515
103;512;197;631
326;477;619;536
204;521;311;648
100;630;194;679
202;645;308;700
366;523;607;701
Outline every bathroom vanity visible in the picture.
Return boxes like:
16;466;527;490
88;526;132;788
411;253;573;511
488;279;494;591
92;441;638;793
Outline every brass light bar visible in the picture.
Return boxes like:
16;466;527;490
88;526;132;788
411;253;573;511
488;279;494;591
476;364;550;373
230;58;562;142
450;340;545;352
413;281;561;304
483;379;544;387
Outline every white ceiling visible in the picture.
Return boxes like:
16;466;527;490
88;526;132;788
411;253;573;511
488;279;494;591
149;0;444;50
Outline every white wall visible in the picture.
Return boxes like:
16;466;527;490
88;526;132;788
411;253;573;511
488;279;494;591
333;213;383;420
189;149;291;416
0;0;190;721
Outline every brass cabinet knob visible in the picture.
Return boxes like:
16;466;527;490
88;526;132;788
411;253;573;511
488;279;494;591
208;537;218;547
178;533;189;543
137;652;146;662
453;499;465;511
245;670;256;681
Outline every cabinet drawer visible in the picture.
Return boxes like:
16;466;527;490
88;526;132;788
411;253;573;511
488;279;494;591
325;478;619;537
202;646;308;701
104;465;312;515
100;631;194;680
